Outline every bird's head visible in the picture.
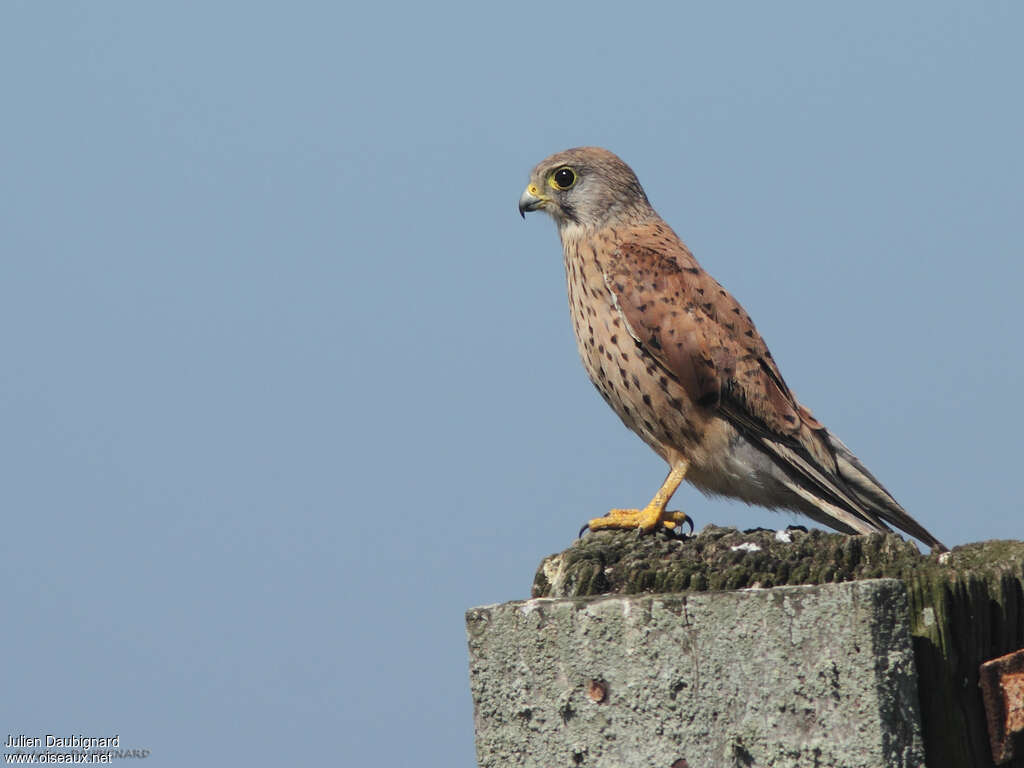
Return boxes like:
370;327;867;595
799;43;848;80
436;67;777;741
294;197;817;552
518;147;653;232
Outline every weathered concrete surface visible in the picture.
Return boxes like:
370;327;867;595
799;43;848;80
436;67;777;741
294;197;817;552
530;526;1024;768
467;579;924;768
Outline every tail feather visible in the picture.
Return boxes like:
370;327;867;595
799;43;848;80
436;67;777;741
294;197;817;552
757;429;947;552
827;432;947;552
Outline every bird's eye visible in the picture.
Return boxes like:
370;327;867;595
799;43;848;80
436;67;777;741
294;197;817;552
551;167;577;190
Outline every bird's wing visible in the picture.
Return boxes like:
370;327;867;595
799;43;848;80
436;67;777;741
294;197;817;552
600;230;945;550
599;234;811;447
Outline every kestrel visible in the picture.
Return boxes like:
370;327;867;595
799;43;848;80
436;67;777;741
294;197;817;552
519;147;946;552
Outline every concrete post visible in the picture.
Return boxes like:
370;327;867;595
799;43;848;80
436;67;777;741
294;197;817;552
467;579;924;768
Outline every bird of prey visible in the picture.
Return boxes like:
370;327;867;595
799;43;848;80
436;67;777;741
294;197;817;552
519;146;946;552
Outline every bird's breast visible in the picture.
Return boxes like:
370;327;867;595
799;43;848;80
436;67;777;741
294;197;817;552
562;239;711;463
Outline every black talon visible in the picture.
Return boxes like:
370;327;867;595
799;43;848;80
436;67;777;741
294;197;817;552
666;513;694;539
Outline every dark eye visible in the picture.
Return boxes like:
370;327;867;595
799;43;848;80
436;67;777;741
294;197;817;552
552;167;576;190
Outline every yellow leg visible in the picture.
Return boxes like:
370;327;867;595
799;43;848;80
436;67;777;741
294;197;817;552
586;462;691;534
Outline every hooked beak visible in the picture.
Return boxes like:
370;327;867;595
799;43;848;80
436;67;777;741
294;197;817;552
518;184;548;219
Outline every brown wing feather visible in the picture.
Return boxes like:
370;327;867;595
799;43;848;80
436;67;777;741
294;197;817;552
596;226;947;550
602;229;947;550
600;232;806;443
599;228;929;540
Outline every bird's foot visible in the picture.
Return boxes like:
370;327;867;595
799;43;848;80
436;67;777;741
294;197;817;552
583;505;692;536
578;463;692;538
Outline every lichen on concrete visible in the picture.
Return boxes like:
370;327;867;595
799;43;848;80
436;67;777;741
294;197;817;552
532;525;928;599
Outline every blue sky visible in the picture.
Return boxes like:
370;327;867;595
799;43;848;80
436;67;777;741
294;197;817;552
2;2;1021;765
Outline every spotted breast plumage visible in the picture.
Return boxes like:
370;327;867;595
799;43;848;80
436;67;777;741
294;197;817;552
519;146;946;552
